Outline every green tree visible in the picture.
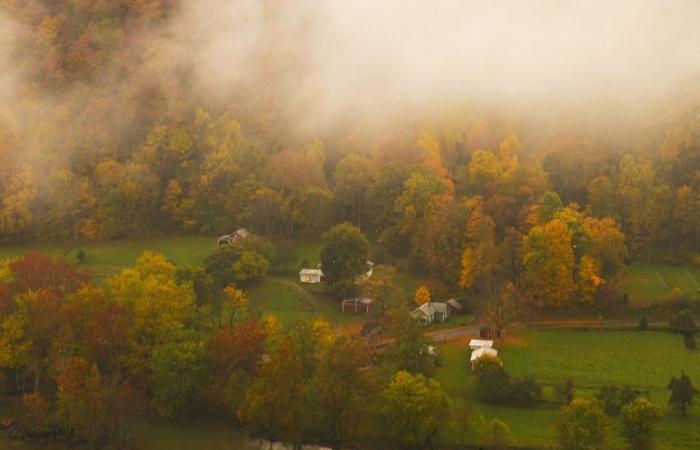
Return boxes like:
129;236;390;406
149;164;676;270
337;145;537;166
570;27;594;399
668;372;698;416
320;223;369;297
361;264;401;315
231;250;269;285
238;336;307;444
386;310;432;374
379;370;450;448
621;397;660;450
314;336;374;441
555;398;608;450
148;328;208;418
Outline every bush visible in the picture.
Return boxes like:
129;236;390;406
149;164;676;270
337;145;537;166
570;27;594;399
510;376;542;407
638;317;648;331
621;397;660;450
669;309;695;335
473;357;541;406
620;386;641;408
596;384;620;415
684;334;697;350
556;398;608;450
555;379;574;404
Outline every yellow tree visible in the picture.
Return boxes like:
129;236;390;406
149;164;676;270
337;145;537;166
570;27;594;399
460;200;497;292
521;219;575;307
418;129;454;193
221;283;249;326
577;256;603;305
106;252;195;345
414;285;431;306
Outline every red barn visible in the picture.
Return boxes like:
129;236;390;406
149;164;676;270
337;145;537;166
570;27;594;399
341;297;375;314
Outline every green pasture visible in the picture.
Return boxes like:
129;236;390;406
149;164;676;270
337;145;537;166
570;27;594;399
621;262;700;304
435;329;700;449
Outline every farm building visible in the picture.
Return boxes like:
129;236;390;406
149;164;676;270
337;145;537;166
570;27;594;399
299;268;324;283
469;339;493;350
341;297;375;314
217;228;250;247
410;301;450;325
354;261;375;284
470;346;498;369
446;298;464;314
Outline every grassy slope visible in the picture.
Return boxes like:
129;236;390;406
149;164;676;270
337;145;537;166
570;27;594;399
621;262;700;304
436;330;700;449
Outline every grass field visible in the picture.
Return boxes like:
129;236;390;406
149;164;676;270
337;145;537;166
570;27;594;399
0;236;364;330
621;262;700;304
435;330;700;449
0;236;216;280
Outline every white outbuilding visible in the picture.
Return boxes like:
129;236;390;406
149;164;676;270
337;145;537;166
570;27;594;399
469;339;494;350
299;268;324;284
470;346;498;369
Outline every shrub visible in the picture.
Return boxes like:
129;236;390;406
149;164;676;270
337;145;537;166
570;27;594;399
684;334;697;350
619;386;641;408
621;397;660;450
596;384;620;415
638;317;648;331
555;379;574;404
510;376;542;407
556;398;608;450
669;309;695;335
473;356;509;403
473;357;541;406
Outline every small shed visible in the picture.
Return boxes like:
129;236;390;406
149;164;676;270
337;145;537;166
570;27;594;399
342;297;375;314
469;339;494;350
299;268;324;284
354;261;375;285
470;346;498;369
446;298;464;314
217;228;251;247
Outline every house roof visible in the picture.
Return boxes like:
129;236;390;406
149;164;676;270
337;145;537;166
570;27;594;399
446;299;463;310
342;297;375;306
411;302;448;318
470;346;498;362
299;268;324;276
469;339;493;350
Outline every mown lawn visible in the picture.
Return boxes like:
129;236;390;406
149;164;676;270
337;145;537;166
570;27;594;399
435;330;700;449
620;261;700;304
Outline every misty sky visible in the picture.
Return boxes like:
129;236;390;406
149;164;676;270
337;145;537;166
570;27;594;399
2;0;699;130
173;0;700;126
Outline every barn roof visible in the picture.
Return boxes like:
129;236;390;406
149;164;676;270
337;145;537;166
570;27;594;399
446;299;463;310
469;339;493;350
470;346;498;362
299;268;324;276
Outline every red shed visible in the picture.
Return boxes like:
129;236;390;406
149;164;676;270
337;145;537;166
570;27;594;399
342;297;375;314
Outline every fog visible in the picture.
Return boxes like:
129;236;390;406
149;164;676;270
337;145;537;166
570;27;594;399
172;0;700;129
1;0;699;135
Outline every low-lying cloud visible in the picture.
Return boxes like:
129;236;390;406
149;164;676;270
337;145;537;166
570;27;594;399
173;0;700;128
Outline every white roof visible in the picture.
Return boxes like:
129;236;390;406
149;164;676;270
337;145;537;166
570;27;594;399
299;268;324;276
446;299;463;309
470;346;498;362
469;339;494;350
